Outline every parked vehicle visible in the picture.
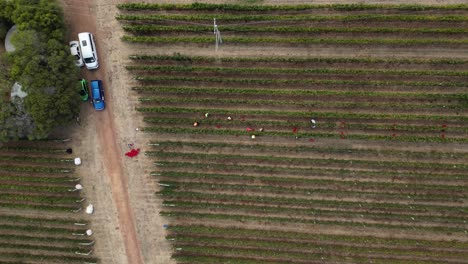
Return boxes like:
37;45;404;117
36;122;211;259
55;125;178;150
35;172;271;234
69;41;84;67
78;32;99;70
78;79;89;101
90;80;105;110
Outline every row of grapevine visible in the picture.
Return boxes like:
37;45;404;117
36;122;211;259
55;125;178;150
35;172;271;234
0;140;98;263
120;3;468;264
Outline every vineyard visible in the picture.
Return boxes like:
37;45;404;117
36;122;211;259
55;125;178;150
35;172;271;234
118;3;468;264
0;140;97;263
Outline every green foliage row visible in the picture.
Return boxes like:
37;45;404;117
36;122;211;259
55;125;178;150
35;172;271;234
0;233;91;244
142;126;467;143
0;252;98;263
139;96;464;111
123;24;468;35
0;223;86;234
129;53;468;65
0;174;76;183
0;146;69;153
154;161;467;182
172;244;430;264
160;211;466;233
0;192;79;204
172;244;367;264
159;180;462;203
117;3;468;11
143;114;468;134
164;200;466;225
135;75;466;88
133;86;467;102
150;141;468;160
0;183;72;193
149;151;468;171
127;64;468;77
172;255;266;264
0;241;85;254
168;225;468;249
0;155;74;163
136;106;468;122
0;202;77;212
117;14;468;23
123;35;468;45
169;234;468;259
1;214;84;225
159;190;466;215
0;164;72;173
157;171;466;193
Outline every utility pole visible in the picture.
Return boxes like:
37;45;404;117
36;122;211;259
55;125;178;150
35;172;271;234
214;18;223;52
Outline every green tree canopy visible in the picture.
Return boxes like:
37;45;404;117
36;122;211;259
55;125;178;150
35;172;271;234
0;0;80;141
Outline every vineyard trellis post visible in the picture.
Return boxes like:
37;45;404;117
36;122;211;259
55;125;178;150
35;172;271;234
214;18;223;52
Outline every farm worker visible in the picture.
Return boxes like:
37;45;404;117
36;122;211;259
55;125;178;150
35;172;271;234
251;135;256;139
246;127;253;132
227;116;232;121
259;127;264;132
205;113;209;118
311;119;316;128
193;122;199;127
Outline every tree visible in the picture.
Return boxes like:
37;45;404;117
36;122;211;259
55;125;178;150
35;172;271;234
0;0;80;141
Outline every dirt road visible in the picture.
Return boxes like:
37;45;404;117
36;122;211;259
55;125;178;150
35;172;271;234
61;0;175;262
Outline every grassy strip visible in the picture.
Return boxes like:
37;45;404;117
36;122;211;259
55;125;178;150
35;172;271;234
170;235;468;259
0;165;72;173
159;190;467;215
158;171;467;193
132;86;467;100
123;35;468;45
155;161;468;181
168;225;468;249
127;65;468;77
164;200;467;224
117;14;468;22
150;141;468;160
136;106;468;122
142;126;468;143
123;24;468;35
161;211;466;233
129;54;468;65
138;96;465;111
134;76;466;88
117;3;468;11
